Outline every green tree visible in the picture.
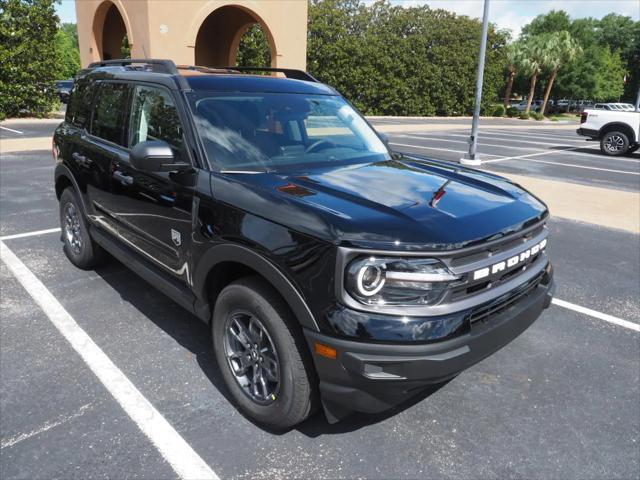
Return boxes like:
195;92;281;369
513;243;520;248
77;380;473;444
55;22;80;79
306;0;508;116
236;24;271;67
520;37;546;114
540;31;581;114
0;0;60;118
521;10;571;38
503;41;526;108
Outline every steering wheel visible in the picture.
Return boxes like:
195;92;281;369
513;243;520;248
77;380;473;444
305;139;336;154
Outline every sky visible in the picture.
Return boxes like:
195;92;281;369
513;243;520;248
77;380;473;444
55;0;640;37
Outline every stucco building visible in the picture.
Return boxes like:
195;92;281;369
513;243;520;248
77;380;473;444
75;0;308;69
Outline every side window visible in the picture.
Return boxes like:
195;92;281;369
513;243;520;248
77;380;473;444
129;85;184;152
90;82;130;145
66;79;95;128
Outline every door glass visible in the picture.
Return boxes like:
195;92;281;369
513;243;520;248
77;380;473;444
91;82;129;145
129;86;184;153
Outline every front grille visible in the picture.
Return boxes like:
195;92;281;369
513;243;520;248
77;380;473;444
468;270;545;325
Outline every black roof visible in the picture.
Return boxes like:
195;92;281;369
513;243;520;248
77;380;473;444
79;59;337;95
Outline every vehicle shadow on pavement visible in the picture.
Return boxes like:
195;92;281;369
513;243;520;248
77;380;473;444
94;260;452;436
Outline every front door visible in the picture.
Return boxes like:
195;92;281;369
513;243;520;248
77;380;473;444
108;84;195;282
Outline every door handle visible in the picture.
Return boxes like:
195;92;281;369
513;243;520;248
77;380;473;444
113;170;134;186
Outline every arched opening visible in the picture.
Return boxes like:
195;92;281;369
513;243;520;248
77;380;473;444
93;1;129;61
194;6;275;68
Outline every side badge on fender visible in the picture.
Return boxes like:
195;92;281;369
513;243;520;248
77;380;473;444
171;229;182;247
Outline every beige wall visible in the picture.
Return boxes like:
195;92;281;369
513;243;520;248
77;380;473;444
76;0;308;70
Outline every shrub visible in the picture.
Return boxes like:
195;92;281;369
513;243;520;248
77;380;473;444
0;0;60;118
532;112;545;121
519;112;530;120
506;106;519;117
492;105;505;117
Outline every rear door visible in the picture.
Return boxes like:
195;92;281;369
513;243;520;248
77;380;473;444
82;81;132;235
107;83;194;280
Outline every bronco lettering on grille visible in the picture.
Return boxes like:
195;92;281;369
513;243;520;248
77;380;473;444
473;238;547;281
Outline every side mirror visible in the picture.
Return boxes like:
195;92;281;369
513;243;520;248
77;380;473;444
130;140;187;172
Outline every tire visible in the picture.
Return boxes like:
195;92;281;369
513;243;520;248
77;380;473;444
59;187;104;269
600;131;630;156
212;276;317;430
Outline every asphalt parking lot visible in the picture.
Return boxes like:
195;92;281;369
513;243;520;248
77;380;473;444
368;119;640;193
1;118;639;479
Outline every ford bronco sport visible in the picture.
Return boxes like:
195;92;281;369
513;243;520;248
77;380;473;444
53;59;554;429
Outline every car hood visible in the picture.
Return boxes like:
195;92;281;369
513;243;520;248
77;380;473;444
210;156;548;251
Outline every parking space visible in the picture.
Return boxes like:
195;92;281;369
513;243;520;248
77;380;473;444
1;118;639;479
383;127;640;192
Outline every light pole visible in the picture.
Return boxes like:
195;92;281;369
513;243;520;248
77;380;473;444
461;0;491;166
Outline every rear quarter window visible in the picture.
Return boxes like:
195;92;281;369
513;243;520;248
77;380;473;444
65;78;95;128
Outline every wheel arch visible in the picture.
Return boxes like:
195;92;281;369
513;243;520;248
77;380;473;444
194;244;319;332
55;164;89;216
600;122;637;143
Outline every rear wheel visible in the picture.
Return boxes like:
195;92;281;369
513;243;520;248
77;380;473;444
600;131;629;156
212;277;317;430
59;187;104;269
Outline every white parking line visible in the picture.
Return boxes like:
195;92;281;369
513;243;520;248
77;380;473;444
482;150;640;175
552;298;640;332
0;227;61;241
401;133;640;163
0;241;219;480
0;125;24;134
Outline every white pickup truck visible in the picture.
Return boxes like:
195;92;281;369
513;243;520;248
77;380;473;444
577;93;640;156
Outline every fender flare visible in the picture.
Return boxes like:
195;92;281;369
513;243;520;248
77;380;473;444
54;164;89;216
600;122;637;143
194;243;319;332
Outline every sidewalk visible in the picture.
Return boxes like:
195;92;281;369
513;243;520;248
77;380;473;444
503;173;640;234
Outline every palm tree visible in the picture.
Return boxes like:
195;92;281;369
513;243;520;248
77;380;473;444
522;38;546;115
540;31;582;115
503;41;526;109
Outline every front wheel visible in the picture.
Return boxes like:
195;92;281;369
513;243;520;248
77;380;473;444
600;131;629;156
212;277;318;430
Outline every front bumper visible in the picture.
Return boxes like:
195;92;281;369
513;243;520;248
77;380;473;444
304;268;555;422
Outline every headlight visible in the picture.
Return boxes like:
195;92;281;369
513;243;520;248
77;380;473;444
345;256;460;306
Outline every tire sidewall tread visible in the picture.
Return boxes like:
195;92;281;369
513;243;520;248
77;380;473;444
212;276;317;430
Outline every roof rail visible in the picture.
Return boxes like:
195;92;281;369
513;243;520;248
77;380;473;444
87;59;178;75
222;66;319;83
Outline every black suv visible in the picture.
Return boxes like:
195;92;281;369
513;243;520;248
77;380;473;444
53;59;554;429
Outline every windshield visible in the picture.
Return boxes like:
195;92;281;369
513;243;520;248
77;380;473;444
188;92;390;171
57;81;73;88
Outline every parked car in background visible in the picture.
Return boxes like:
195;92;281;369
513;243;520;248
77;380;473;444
575;100;594;112
578;94;640;156
555;99;570;113
515;99;545;112
613;103;636;111
593;103;617;110
55;80;74;103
